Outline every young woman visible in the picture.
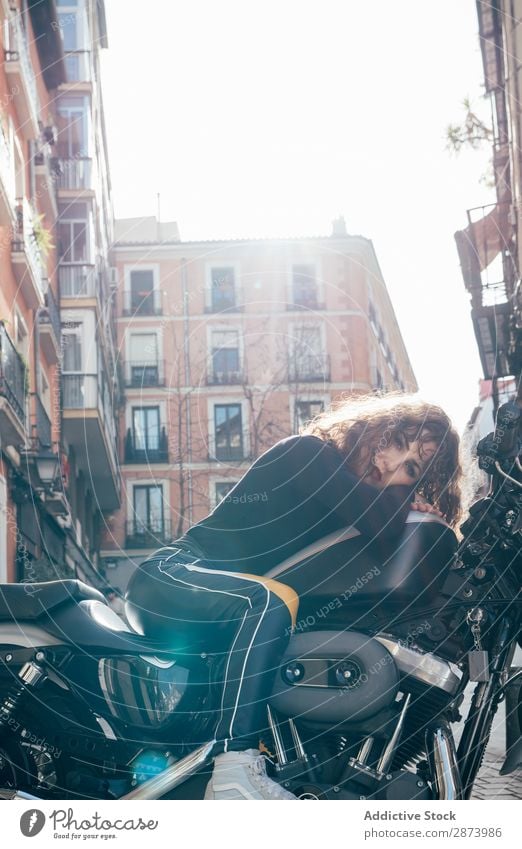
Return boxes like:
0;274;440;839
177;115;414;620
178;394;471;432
126;393;462;800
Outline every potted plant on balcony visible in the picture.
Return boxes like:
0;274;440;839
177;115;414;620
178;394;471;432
31;213;54;258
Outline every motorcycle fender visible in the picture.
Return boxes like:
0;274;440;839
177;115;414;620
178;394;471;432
500;737;522;775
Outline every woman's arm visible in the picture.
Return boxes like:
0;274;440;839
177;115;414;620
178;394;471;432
269;435;417;541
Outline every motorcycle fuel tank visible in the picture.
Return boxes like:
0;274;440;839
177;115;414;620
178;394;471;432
268;513;458;615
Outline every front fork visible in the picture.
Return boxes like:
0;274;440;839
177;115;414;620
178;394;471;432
457;618;515;798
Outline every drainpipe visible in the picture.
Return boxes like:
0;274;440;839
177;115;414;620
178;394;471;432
181;259;193;525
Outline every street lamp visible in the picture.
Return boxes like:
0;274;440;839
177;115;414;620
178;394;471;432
34;451;60;491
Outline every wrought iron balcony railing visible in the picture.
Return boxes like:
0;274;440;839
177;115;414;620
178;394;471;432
122;288;162;316
59;263;97;298
124;427;169;464
12;198;45;301
287;353;331;382
125;519;172;549
206;369;243;385
39;284;61;345
56;158;92;191
204;287;244;313
32;393;52;450
213;444;245;462
0;322;26;425
123;360;165;388
4;14;41;135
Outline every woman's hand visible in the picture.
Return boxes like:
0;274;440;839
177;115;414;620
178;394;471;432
410;493;444;517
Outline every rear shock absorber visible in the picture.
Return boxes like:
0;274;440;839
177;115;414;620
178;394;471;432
0;659;47;730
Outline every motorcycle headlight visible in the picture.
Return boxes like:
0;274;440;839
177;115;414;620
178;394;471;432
98;655;189;728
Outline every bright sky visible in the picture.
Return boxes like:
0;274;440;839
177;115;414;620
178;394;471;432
100;0;494;432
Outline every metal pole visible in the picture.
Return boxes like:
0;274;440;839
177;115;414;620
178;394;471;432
181;259;193;525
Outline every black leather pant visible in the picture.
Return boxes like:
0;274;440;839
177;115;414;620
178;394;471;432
127;547;299;753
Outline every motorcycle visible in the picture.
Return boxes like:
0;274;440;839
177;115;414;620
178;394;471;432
0;401;520;801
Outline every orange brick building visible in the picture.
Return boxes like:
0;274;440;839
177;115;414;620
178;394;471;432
102;216;417;590
0;0;119;585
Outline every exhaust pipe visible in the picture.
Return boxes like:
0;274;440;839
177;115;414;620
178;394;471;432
0;789;42;800
426;722;462;800
121;740;216;800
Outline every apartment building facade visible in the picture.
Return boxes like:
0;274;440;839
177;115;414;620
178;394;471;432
455;0;522;411
0;0;119;585
102;216;417;590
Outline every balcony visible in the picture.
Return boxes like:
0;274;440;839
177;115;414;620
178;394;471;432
34;151;59;220
0;123;16;226
455;202;521;379
213;445;245;462
59;264;97;299
288;353;331;383
124;427;169;464
0;322;26;447
38;285;61;364
122;289;162;316
204;287;244;313
63;50;92;85
11;199;45;309
206;369;243;385
287;294;325;311
4;14;41;139
56;158;93;193
62;374;121;511
123;360;165;388
31;393;52;450
125;519;172;549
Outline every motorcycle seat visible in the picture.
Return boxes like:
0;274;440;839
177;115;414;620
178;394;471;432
0;580;105;621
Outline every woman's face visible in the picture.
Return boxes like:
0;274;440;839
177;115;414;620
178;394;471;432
364;433;438;489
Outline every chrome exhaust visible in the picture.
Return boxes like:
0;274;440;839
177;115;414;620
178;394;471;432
0;789;42;800
121;740;216;800
426;722;462;800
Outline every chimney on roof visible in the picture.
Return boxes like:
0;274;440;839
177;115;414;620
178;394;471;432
331;215;347;237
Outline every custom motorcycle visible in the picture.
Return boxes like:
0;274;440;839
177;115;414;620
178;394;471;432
0;401;520;801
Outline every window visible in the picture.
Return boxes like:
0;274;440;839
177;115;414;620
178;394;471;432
215;481;236;504
57;2;89;81
133;407;160;451
289;326;327;381
61;325;83;407
292;264;317;307
214;404;243;460
56;96;89;158
128;333;160;386
211;267;236;311
211;330;240;382
133;485;164;534
295;400;324;430
62;327;82;372
58;202;90;263
126;407;166;463
128;269;158;315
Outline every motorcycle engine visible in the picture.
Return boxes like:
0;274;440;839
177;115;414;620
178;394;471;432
270;630;462;728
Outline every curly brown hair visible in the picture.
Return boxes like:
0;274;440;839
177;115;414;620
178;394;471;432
302;393;462;527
